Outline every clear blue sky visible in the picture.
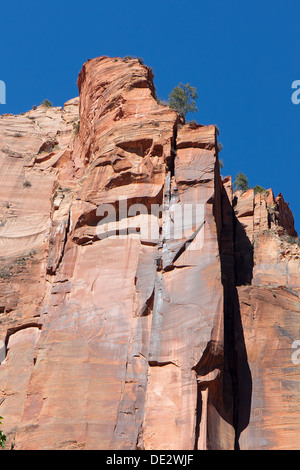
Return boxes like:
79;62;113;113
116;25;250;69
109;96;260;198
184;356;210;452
1;0;299;233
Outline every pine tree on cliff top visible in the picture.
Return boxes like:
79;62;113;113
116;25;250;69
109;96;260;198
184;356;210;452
233;172;250;192
168;83;198;118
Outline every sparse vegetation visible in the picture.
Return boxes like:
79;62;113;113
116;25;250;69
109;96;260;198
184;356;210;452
233;172;250;192
16;251;36;266
168;83;198;118
13;132;22;138
219;159;224;169
157;99;169;107
73;121;80;136
253;185;266;194
0;268;11;279
123;55;144;65
0;417;6;449
0;251;36;280
23;180;32;188
41;99;53;108
282;234;300;247
217;142;224;153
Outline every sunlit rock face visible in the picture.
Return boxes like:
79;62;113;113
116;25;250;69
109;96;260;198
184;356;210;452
0;56;299;450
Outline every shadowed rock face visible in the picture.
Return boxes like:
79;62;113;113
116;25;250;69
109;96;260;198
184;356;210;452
0;56;299;450
224;181;300;450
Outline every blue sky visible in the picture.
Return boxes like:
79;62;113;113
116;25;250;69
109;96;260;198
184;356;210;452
1;0;299;233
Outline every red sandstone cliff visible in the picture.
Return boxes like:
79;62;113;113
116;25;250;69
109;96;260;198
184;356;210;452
0;56;299;450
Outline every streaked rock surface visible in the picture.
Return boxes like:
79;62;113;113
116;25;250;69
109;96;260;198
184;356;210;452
0;56;299;450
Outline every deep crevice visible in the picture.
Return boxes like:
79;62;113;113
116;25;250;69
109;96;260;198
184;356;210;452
194;384;203;450
220;180;252;450
233;215;254;286
166;121;179;177
47;210;71;275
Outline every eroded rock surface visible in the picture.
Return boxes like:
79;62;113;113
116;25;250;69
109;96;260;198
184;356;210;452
0;56;299;450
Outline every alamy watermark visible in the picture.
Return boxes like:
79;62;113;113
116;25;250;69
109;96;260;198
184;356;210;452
0;80;6;104
95;197;205;250
291;80;300;104
292;340;300;365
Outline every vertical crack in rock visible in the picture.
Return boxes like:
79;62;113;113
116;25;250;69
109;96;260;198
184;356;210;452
194;382;203;450
220;178;252;450
168;122;177;178
55;210;70;274
145;120;229;450
47;182;74;276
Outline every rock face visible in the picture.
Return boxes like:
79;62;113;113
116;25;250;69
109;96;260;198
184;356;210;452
231;187;300;449
0;56;299;450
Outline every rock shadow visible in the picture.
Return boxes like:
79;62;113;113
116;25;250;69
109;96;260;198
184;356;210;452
221;184;253;450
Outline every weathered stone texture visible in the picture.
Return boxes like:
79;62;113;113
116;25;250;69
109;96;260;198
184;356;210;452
0;57;299;450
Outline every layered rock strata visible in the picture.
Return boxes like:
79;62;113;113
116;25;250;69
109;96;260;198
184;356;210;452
0;56;299;450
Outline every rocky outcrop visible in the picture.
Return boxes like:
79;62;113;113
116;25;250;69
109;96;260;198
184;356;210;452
233;187;300;295
0;56;299;450
230;188;300;449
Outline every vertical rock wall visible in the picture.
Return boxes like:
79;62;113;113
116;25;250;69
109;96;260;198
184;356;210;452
0;56;299;450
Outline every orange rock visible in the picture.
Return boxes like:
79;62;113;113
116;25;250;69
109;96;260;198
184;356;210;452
0;56;299;451
238;286;300;450
226;180;300;450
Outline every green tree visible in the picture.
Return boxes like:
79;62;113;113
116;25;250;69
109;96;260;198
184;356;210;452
253;185;266;194
233;172;250;192
41;99;53;108
0;416;6;449
168;83;198;118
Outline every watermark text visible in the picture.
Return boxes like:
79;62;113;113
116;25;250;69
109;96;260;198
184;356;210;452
291;80;300;105
0;80;6;104
95;197;205;249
